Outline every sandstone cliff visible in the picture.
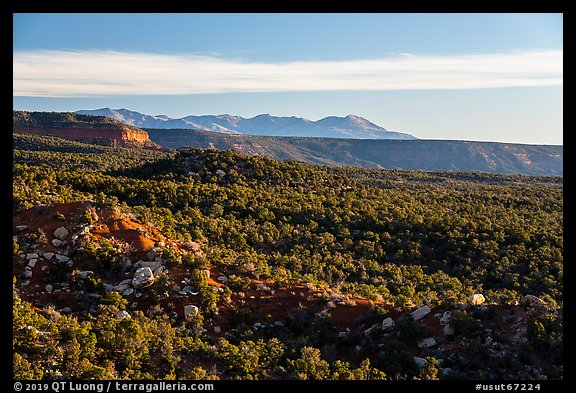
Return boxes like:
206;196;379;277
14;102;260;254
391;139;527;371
13;111;158;149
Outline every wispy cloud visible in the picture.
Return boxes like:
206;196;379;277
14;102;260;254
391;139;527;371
13;50;563;97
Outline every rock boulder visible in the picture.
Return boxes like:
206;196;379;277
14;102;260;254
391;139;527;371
417;337;437;348
54;227;69;240
468;294;485;305
184;305;199;321
413;357;428;367
381;317;395;330
132;267;155;289
115;310;131;319
411;306;431;321
440;311;452;326
522;294;547;309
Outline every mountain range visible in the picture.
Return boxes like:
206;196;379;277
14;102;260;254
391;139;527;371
13;110;563;176
75;108;416;140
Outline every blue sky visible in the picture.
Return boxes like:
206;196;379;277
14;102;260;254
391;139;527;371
13;13;563;144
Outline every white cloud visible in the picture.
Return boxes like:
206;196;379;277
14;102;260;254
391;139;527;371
13;50;563;97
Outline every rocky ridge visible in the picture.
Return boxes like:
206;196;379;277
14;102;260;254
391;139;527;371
13;111;158;149
13;201;558;379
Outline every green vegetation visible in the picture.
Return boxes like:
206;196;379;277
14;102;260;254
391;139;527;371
13;133;563;380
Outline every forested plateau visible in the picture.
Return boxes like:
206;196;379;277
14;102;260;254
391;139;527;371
13;133;563;380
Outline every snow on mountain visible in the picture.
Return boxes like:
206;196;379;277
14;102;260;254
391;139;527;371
75;108;416;140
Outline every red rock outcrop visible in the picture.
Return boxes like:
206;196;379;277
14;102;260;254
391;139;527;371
13;125;158;149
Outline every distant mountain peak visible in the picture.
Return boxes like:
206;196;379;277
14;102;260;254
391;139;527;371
76;108;416;140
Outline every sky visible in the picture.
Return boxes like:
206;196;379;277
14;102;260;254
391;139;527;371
13;13;563;145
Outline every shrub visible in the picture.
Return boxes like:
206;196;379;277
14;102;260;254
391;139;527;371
78;271;103;292
81;206;99;225
82;239;124;272
450;310;483;338
227;275;251;293
161;247;183;267
289;347;330;380
13;237;20;258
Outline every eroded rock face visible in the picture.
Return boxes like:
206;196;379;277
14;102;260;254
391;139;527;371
132;267;155;289
13;126;157;149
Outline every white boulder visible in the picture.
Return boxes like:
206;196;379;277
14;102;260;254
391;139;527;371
184;305;199;321
417;337;437;348
77;271;93;280
132;267;155;288
411;306;431;321
115;310;131;319
440;311;452;326
468;294;485;306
